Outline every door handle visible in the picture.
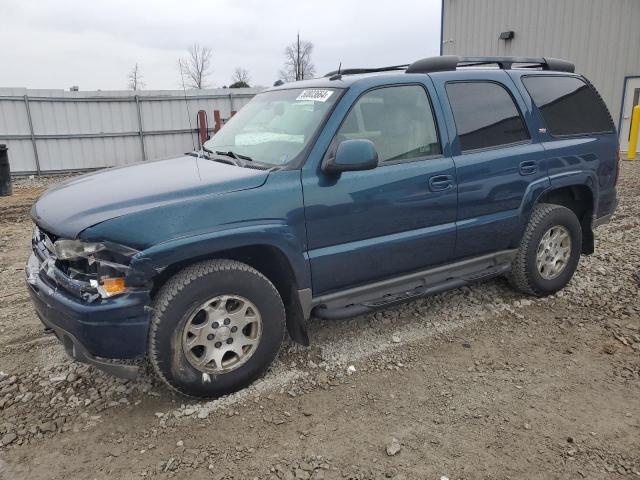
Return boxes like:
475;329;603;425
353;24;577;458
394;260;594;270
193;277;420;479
519;161;537;175
429;175;454;192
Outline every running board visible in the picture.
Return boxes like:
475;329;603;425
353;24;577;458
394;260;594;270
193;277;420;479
312;250;516;320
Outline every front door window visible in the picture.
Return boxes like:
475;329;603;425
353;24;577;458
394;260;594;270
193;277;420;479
335;85;441;162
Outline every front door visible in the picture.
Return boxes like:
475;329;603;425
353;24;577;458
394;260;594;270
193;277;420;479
620;77;640;152
302;83;458;295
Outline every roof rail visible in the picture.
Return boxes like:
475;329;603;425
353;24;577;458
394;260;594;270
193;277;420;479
406;55;575;74
324;64;409;77
322;56;574;79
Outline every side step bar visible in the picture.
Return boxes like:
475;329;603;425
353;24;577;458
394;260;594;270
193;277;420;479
312;250;516;320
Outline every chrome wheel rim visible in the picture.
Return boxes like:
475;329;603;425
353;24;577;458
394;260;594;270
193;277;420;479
182;295;262;374
536;225;572;280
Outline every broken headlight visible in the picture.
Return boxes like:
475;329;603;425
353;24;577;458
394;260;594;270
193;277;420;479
53;239;105;260
51;239;138;299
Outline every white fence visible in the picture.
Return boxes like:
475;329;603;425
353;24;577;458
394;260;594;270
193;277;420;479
0;87;260;175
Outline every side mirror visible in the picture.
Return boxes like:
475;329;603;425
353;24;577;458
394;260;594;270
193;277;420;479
322;139;379;173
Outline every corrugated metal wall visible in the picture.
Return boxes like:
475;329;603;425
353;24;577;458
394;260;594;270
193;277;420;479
0;87;260;174
442;0;640;129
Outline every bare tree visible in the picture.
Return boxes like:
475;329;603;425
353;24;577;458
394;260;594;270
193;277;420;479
279;33;315;82
179;43;212;89
127;63;145;91
231;67;251;86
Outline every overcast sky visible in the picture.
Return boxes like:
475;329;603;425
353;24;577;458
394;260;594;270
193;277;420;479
0;0;442;91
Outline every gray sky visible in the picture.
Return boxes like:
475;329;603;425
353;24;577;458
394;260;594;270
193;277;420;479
0;0;442;91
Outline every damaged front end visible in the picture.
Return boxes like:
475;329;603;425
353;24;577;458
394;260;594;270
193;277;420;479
26;226;152;379
28;226;146;302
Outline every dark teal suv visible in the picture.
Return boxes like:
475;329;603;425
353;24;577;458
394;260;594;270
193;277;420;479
27;56;618;397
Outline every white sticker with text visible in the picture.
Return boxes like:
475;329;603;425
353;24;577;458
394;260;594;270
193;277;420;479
296;89;334;102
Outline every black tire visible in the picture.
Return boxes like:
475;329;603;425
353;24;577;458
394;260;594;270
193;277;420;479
148;259;285;398
508;203;582;296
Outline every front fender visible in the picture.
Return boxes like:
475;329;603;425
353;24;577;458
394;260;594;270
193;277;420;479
128;221;311;290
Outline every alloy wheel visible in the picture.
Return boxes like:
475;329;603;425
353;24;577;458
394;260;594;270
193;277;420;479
182;295;262;374
536;225;572;280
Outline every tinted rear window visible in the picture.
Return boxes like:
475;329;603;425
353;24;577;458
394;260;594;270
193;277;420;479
446;81;530;151
522;76;614;136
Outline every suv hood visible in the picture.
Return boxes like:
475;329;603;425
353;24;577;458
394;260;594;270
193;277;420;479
32;155;269;239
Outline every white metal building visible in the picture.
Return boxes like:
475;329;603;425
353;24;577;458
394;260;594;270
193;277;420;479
441;0;640;151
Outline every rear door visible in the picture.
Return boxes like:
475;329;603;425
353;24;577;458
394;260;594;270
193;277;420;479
431;72;548;259
302;82;458;295
514;74;618;218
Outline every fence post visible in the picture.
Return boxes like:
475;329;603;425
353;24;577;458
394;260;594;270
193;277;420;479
135;95;147;161
23;95;41;175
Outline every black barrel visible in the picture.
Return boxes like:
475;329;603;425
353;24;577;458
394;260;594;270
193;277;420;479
0;144;12;196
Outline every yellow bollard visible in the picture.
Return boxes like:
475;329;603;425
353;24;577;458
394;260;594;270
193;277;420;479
628;104;640;160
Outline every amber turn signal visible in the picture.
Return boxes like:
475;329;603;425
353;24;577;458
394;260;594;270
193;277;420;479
100;277;126;296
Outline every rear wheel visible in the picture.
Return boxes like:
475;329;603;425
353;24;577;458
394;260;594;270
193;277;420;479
508;203;582;296
148;259;285;398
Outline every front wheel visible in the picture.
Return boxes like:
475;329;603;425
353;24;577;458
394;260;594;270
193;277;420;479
508;203;582;296
148;259;285;398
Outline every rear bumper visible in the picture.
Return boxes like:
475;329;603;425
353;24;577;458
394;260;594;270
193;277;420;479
26;253;150;372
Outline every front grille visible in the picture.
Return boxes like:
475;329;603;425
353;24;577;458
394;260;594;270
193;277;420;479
32;226;55;262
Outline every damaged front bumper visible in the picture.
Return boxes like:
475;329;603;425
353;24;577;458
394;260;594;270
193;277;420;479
26;252;151;378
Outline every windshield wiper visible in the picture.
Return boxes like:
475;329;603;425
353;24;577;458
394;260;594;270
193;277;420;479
215;150;254;162
187;150;242;166
195;148;260;167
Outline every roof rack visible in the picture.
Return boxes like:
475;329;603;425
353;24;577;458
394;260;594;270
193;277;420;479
405;55;575;73
322;55;575;79
324;64;409;77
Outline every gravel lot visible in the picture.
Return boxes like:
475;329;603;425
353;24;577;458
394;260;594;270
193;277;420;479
0;164;638;479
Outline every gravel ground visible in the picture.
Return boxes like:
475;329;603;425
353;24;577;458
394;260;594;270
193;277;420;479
0;163;638;479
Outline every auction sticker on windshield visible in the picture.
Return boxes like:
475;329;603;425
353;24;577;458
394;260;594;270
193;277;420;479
296;89;334;102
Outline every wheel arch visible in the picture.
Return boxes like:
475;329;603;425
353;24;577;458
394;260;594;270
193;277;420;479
534;184;595;254
132;227;311;346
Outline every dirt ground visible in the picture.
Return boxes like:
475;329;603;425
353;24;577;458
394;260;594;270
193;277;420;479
0;165;639;480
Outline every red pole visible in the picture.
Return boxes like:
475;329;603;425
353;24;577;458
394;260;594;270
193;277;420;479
213;110;222;133
197;110;208;147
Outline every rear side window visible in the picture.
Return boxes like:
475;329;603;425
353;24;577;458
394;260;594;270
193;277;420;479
446;81;530;151
522;76;614;136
